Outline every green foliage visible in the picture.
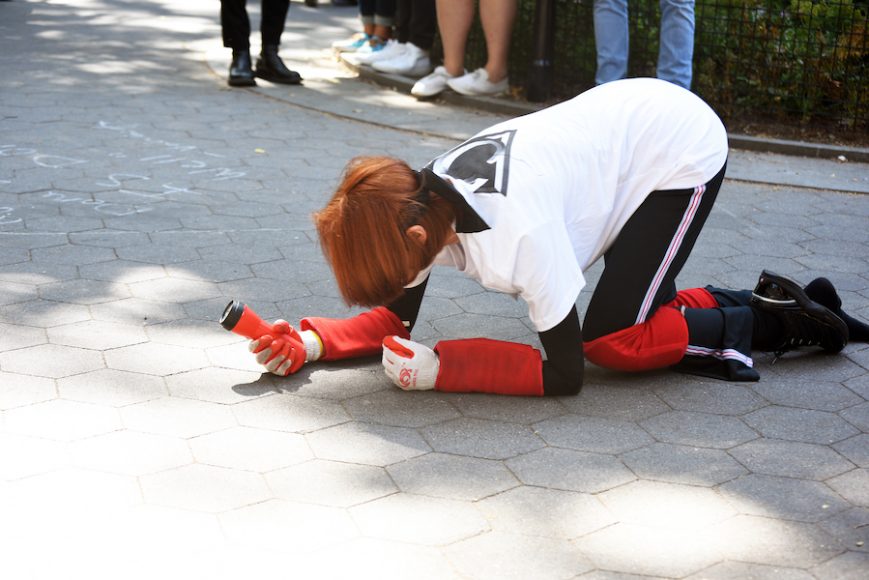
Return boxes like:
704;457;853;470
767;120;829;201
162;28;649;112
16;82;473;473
457;0;867;135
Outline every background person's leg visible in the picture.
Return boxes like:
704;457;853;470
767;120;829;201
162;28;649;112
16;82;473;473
593;0;629;85
657;0;695;89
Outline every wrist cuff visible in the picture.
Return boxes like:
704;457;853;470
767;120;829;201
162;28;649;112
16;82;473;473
300;330;323;362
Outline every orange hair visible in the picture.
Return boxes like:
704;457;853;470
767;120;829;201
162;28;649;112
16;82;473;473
314;156;455;307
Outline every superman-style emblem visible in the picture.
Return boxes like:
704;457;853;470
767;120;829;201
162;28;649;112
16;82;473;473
429;130;515;196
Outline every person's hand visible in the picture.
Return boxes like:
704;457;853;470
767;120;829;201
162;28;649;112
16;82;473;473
382;336;439;391
248;319;306;376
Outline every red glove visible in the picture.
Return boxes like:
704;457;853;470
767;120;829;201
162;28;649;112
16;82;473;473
247;320;308;376
382;336;439;390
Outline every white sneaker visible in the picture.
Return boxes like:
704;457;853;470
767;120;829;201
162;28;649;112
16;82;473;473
411;66;464;98
353;39;406;65
447;68;509;96
331;33;370;53
372;43;432;77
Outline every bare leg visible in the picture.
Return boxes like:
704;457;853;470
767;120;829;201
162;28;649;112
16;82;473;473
436;0;474;76
480;0;517;83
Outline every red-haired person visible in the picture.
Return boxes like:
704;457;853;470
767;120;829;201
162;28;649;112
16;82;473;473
249;78;867;396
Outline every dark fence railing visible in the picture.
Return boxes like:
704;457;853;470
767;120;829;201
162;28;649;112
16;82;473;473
443;0;868;141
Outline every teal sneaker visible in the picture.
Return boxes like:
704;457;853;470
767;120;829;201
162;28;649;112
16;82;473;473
332;33;370;53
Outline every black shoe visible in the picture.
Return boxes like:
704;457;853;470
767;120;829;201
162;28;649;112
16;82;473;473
751;270;848;356
805;277;869;342
255;45;302;85
228;49;256;87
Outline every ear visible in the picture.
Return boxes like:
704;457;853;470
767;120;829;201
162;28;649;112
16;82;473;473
405;225;428;246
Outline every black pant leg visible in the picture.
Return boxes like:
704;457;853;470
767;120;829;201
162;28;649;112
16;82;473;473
260;0;289;47
221;0;251;49
395;0;412;43
409;0;436;50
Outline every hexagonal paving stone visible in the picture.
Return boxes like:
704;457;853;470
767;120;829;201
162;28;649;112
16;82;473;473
0;372;56;410
574;523;722;578
166;367;266;404
421;417;545;460
190;426;312;471
640;410;758;449
743;406;859;444
140;464;270;513
702;515;840;568
220;499;358;553
343;390;460;428
506;447;635;493
120;397;236;438
38;279;131;305
834;434;869;468
387;453;518;501
69;431;192;476
0;343;104;379
105;342;210;376
306;422;430;466
477;486;615;539
817;507;869;553
165;260;252;283
4;399;121;441
450;392;567;424
445;531;593;580
0;322;46;351
840;401;869;432
78;260;167;284
294;538;460;580
205;340;267;373
57;369;166;407
349;493;488;546
729;439;855;479
0;281;34;305
129;277;222;304
0;433;67;480
533;414;654;454
3;468;143;514
267;459;395;507
233;393;349;433
720;474;849;522
0;299;91;327
89;297;187;326
752;379;863;412
47;320;148;350
685;562;814;580
145;318;239;348
558;384;669;422
30;244;116;265
654;381;766;415
599;480;735;531
291;365;388;400
826;469;869;507
811;551;869;580
622;442;747;486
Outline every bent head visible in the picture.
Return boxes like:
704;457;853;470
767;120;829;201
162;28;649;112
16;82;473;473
314;156;455;307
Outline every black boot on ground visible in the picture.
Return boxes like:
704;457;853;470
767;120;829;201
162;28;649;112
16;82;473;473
751;270;849;356
255;45;302;85
805;277;869;342
228;49;256;87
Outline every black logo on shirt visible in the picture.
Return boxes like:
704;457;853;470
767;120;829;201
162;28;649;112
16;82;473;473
429;130;515;196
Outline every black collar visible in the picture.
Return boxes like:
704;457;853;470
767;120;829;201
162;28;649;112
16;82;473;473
417;168;490;233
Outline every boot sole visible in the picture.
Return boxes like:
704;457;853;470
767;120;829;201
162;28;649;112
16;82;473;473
752;270;849;352
255;71;302;85
228;78;256;87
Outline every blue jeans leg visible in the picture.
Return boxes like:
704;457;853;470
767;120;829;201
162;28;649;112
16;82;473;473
593;0;629;85
658;0;695;89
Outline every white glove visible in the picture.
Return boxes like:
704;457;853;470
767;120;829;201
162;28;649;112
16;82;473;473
382;335;439;391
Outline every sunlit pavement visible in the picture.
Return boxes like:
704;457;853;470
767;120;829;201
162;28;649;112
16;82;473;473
1;1;868;578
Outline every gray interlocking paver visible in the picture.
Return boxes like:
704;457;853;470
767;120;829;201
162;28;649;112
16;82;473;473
349;493;488;546
743;405;860;444
720;473;850;522
191;426;312;472
387;452;518;501
729;438;855;480
622;442;747;486
446;531;593;579
0;372;56;410
422;417;546;460
507;447;635;493
267;459;395;507
534;414;654;454
57;369;166;407
2;0;868;577
640;410;758;449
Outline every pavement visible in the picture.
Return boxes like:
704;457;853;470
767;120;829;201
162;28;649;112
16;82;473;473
1;1;868;579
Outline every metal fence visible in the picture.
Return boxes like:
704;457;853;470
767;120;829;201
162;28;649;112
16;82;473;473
452;0;868;140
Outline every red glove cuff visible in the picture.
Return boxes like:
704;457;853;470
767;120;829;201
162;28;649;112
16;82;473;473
300;307;410;361
433;338;544;396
